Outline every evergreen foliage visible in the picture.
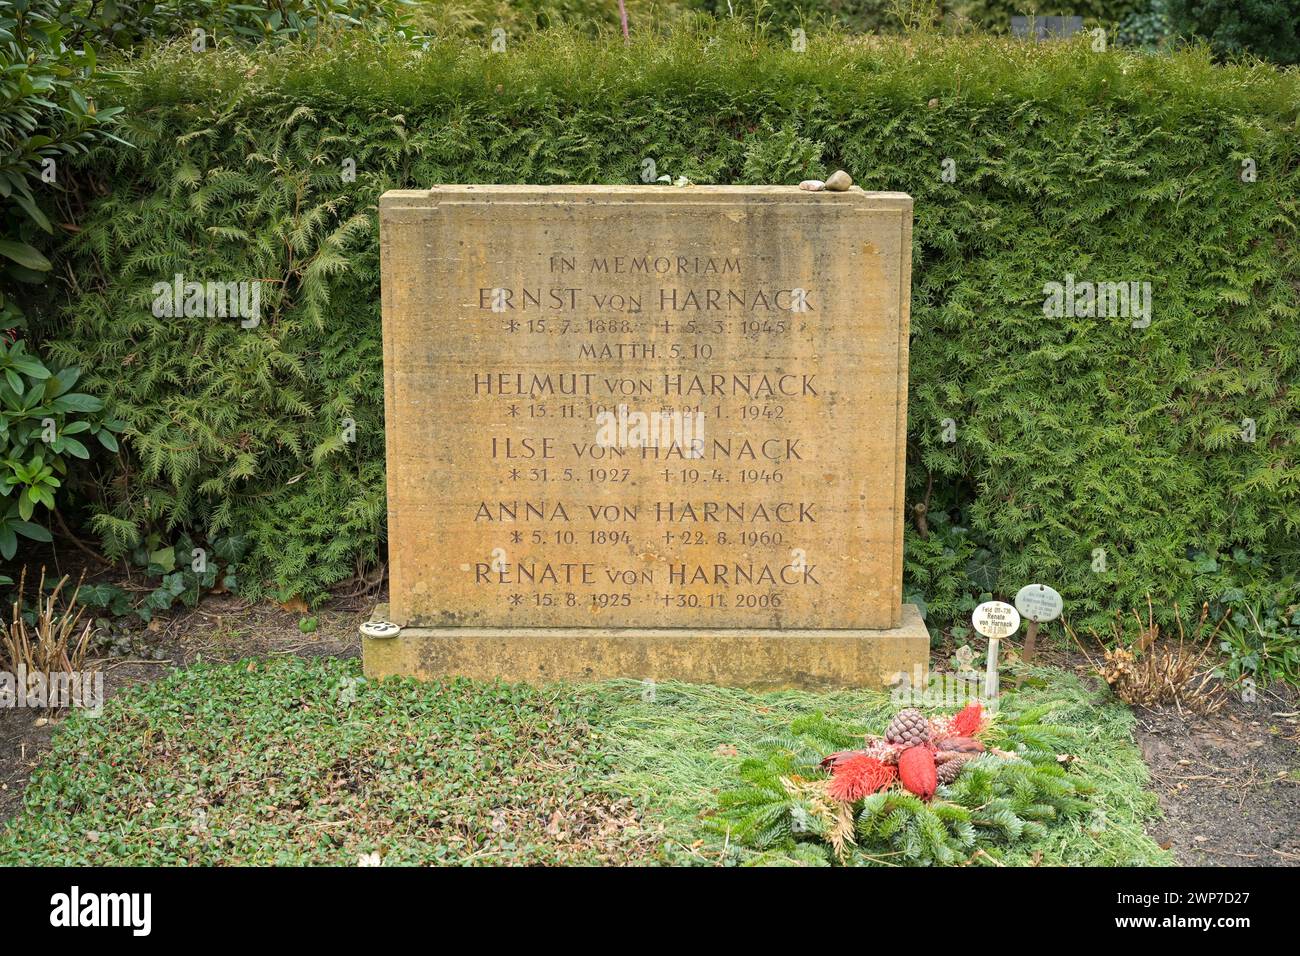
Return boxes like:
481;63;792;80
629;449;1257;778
414;0;1148;36
715;704;1093;865
33;26;1300;616
949;0;1145;32
60;0;417;49
1166;0;1300;65
0;0;124;329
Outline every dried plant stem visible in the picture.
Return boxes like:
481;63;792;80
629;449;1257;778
1068;597;1229;714
1;567;98;712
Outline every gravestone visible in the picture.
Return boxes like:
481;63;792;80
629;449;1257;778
364;185;929;688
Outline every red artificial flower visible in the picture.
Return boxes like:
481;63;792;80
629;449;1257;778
950;702;985;738
820;750;856;770
827;753;897;802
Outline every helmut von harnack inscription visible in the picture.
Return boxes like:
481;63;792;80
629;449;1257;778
366;185;928;688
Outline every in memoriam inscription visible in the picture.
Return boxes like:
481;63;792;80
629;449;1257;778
366;185;929;688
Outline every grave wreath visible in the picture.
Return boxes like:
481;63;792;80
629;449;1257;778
716;702;1095;865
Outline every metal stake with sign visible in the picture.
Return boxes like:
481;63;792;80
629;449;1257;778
1013;584;1063;663
971;601;1020;701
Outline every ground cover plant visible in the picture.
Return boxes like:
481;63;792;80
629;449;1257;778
0;657;656;865
0;656;1167;865
21;25;1296;641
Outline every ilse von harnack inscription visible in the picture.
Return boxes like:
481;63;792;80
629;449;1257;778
367;185;928;688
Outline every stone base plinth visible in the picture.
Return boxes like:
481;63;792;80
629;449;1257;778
361;604;929;690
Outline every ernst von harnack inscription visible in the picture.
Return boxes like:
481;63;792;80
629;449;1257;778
365;185;928;688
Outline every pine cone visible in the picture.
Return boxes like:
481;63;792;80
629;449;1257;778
936;753;974;785
885;708;930;747
936;759;965;786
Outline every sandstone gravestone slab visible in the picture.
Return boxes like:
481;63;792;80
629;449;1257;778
365;185;928;688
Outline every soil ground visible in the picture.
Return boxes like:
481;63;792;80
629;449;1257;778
1006;645;1300;866
2;586;1297;864
1134;685;1299;866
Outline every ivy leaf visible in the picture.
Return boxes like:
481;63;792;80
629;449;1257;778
78;583;127;607
148;546;176;574
966;548;1000;593
213;535;248;563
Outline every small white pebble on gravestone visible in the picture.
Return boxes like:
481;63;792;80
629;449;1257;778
799;179;825;191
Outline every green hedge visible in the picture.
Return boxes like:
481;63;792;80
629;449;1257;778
409;0;1147;36
37;26;1300;629
1167;0;1300;65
